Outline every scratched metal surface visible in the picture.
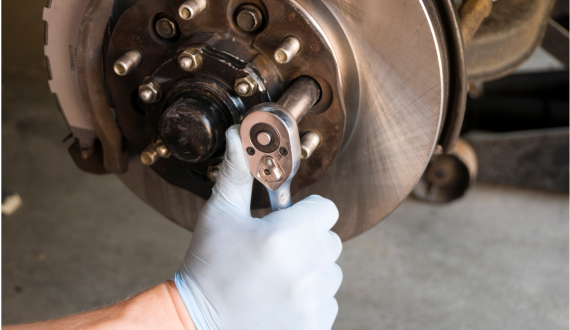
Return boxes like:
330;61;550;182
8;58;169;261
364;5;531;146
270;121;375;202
117;0;448;241
295;0;446;240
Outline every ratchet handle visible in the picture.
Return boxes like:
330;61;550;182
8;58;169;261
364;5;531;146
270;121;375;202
267;180;292;211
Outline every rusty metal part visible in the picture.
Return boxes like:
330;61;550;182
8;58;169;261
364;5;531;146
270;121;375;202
541;18;569;68
465;0;558;82
155;17;178;39
413;138;478;203
236;4;264;32
76;0;128;173
458;0;493;46
104;0;347;206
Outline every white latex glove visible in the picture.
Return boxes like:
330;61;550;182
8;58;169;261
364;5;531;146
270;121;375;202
174;125;343;330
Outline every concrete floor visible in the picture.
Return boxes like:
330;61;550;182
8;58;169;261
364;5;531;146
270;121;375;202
2;0;569;328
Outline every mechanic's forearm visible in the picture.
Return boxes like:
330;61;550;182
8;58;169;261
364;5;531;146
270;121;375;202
4;281;195;330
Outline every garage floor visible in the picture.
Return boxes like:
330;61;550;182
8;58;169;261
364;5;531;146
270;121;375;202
2;0;569;328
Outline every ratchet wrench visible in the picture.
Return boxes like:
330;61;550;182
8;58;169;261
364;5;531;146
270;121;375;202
240;77;321;211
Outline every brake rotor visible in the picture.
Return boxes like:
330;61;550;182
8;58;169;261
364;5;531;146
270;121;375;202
44;0;465;241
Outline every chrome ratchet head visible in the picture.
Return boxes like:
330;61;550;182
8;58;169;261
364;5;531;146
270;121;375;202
240;103;301;211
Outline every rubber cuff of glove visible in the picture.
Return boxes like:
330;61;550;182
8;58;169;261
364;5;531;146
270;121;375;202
174;270;212;330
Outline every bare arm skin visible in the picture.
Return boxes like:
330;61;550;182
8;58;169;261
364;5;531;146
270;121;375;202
4;281;196;330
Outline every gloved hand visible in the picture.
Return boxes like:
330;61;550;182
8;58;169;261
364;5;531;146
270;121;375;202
174;125;343;330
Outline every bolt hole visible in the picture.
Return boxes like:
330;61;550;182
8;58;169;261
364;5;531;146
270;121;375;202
114;63;126;76
180;8;191;19
246;147;255;155
264;169;271;175
279;147;288;156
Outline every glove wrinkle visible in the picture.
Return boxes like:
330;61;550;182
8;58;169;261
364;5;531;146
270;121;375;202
177;266;225;330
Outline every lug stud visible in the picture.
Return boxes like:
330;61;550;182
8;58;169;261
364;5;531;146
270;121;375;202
274;37;300;64
178;0;207;20
113;50;142;76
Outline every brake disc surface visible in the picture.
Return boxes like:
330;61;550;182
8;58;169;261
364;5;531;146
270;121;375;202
44;0;459;241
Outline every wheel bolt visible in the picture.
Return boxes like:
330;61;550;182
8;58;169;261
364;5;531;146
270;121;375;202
155;17;178;39
236;4;263;32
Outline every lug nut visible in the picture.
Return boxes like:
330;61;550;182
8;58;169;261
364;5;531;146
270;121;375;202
207;164;220;182
236;4;263;32
156;141;171;158
178;0;207;20
138;81;161;103
178;48;202;72
155;17;178;39
234;75;258;97
208;169;219;182
274;36;300;64
300;131;320;159
139;89;153;102
114;50;142;76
